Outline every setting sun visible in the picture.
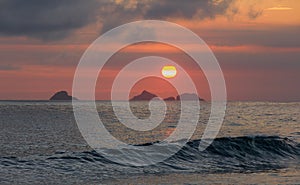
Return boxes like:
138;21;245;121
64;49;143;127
161;66;177;78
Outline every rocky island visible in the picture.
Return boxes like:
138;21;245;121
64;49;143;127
49;91;78;101
130;90;158;101
130;90;204;101
176;93;204;101
163;97;176;101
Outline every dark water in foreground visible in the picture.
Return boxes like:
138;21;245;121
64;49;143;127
0;101;300;184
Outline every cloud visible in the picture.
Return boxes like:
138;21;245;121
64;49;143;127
265;6;293;11
0;0;100;40
100;0;237;33
201;25;300;48
0;0;239;39
145;0;233;19
248;6;263;20
0;64;21;71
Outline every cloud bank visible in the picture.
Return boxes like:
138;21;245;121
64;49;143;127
0;0;237;39
0;0;100;40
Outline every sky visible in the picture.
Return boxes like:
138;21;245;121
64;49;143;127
0;0;299;101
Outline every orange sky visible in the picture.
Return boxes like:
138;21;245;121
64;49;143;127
0;0;299;101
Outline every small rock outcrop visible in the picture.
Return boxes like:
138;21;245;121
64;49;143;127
50;91;78;101
129;90;204;101
163;96;176;101
176;93;204;101
130;90;158;101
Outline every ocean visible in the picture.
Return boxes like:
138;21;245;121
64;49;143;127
0;101;299;184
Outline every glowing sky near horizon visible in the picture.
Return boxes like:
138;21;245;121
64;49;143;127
0;0;299;101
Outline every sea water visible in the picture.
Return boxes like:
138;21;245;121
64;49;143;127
0;101;299;184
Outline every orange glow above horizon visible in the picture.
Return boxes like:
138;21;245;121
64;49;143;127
0;0;299;101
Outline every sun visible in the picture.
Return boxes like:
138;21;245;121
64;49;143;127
161;65;177;78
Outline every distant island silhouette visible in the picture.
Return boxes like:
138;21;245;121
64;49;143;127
130;90;157;101
176;93;205;101
130;90;204;101
164;96;176;101
49;90;204;101
50;91;78;101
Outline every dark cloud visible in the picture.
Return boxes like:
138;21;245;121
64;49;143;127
0;0;100;40
100;0;236;33
248;6;263;20
0;64;20;71
0;0;238;39
145;0;234;19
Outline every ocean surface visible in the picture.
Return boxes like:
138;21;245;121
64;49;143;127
0;101;300;184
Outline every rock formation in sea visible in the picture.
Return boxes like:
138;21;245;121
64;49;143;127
130;91;204;101
130;90;158;101
176;93;204;101
163;96;176;101
49;91;78;101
